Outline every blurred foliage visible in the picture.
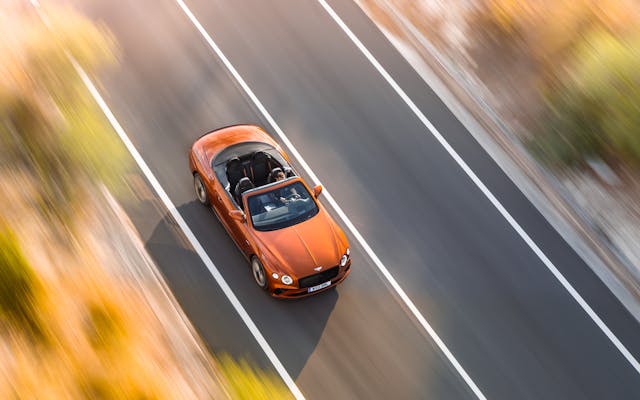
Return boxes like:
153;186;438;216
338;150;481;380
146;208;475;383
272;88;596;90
0;223;45;340
472;0;637;66
470;0;640;168
474;0;525;37
218;355;293;400
1;230;179;399
85;300;127;351
0;6;129;223
0;5;287;400
531;32;640;167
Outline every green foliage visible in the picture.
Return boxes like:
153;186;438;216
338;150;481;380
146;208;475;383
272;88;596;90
218;355;292;400
532;31;640;166
469;1;640;167
0;224;44;338
0;7;129;222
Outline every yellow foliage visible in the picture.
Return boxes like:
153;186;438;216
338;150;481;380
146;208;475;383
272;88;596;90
534;30;640;166
217;355;293;400
0;223;48;341
0;5;129;223
486;0;532;35
0;6;115;108
1;244;177;399
473;0;640;69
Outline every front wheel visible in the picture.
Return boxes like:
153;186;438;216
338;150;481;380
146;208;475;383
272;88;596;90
251;256;268;290
193;173;210;206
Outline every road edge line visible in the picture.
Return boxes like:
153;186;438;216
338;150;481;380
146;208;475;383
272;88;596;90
317;0;640;376
70;60;305;400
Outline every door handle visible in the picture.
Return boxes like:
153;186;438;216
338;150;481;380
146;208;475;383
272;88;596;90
216;195;222;202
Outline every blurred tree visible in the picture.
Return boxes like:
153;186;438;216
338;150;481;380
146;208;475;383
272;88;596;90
470;0;639;83
533;31;640;167
0;224;45;341
218;355;293;400
469;0;640;167
0;7;128;224
0;6;287;400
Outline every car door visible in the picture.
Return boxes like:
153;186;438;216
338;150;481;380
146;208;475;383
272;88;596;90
228;200;252;256
213;186;252;256
234;199;253;256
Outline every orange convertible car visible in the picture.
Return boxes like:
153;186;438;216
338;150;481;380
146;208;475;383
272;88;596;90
189;125;351;298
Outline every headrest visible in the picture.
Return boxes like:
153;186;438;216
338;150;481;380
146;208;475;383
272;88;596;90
252;151;269;160
283;167;295;177
236;176;253;187
269;167;283;182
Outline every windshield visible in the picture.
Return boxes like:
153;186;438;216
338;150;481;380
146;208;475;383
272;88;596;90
247;181;319;231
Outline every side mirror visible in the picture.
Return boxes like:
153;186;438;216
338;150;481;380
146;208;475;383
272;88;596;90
229;210;246;223
313;185;323;198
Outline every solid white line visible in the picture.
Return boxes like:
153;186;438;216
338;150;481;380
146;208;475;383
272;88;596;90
71;62;305;400
316;0;640;375
174;1;487;399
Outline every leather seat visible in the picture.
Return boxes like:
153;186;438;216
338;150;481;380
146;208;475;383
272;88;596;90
226;157;245;191
234;177;255;207
251;151;271;186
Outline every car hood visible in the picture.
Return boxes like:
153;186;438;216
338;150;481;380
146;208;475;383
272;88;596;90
254;210;345;278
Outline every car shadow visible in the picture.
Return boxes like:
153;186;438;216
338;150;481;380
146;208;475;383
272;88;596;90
144;199;337;378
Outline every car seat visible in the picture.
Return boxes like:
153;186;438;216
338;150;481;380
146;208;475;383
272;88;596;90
234;177;255;207
226;157;245;192
251;151;271;186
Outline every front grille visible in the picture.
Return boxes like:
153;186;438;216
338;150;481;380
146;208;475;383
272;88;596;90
298;266;339;289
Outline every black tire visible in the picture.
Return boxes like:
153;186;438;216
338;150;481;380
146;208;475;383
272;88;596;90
193;173;210;206
251;256;268;290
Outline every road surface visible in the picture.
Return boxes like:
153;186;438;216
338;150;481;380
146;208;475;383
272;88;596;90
63;0;640;398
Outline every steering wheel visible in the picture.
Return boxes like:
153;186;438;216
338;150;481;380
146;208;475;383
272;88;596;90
285;193;301;201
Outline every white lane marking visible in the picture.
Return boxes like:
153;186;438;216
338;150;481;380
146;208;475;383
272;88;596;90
174;1;487;398
317;0;640;374
71;63;305;400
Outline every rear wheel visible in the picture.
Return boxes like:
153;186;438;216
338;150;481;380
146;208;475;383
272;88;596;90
193;173;210;206
251;256;268;290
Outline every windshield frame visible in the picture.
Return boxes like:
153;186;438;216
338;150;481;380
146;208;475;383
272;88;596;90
243;178;320;232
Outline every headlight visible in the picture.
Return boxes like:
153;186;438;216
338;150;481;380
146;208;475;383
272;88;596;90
281;275;293;285
345;247;350;256
272;273;279;280
340;254;349;267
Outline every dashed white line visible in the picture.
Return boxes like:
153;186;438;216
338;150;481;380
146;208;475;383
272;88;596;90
316;0;640;376
174;0;488;398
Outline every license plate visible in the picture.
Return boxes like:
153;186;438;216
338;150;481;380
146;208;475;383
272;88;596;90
307;280;331;293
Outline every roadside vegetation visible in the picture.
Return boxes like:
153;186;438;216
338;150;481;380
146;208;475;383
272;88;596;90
0;4;127;226
0;3;289;399
468;0;640;168
0;225;45;342
0;222;191;398
218;355;293;400
359;0;640;275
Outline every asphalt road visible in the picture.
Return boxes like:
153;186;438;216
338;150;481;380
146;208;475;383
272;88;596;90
69;0;640;398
